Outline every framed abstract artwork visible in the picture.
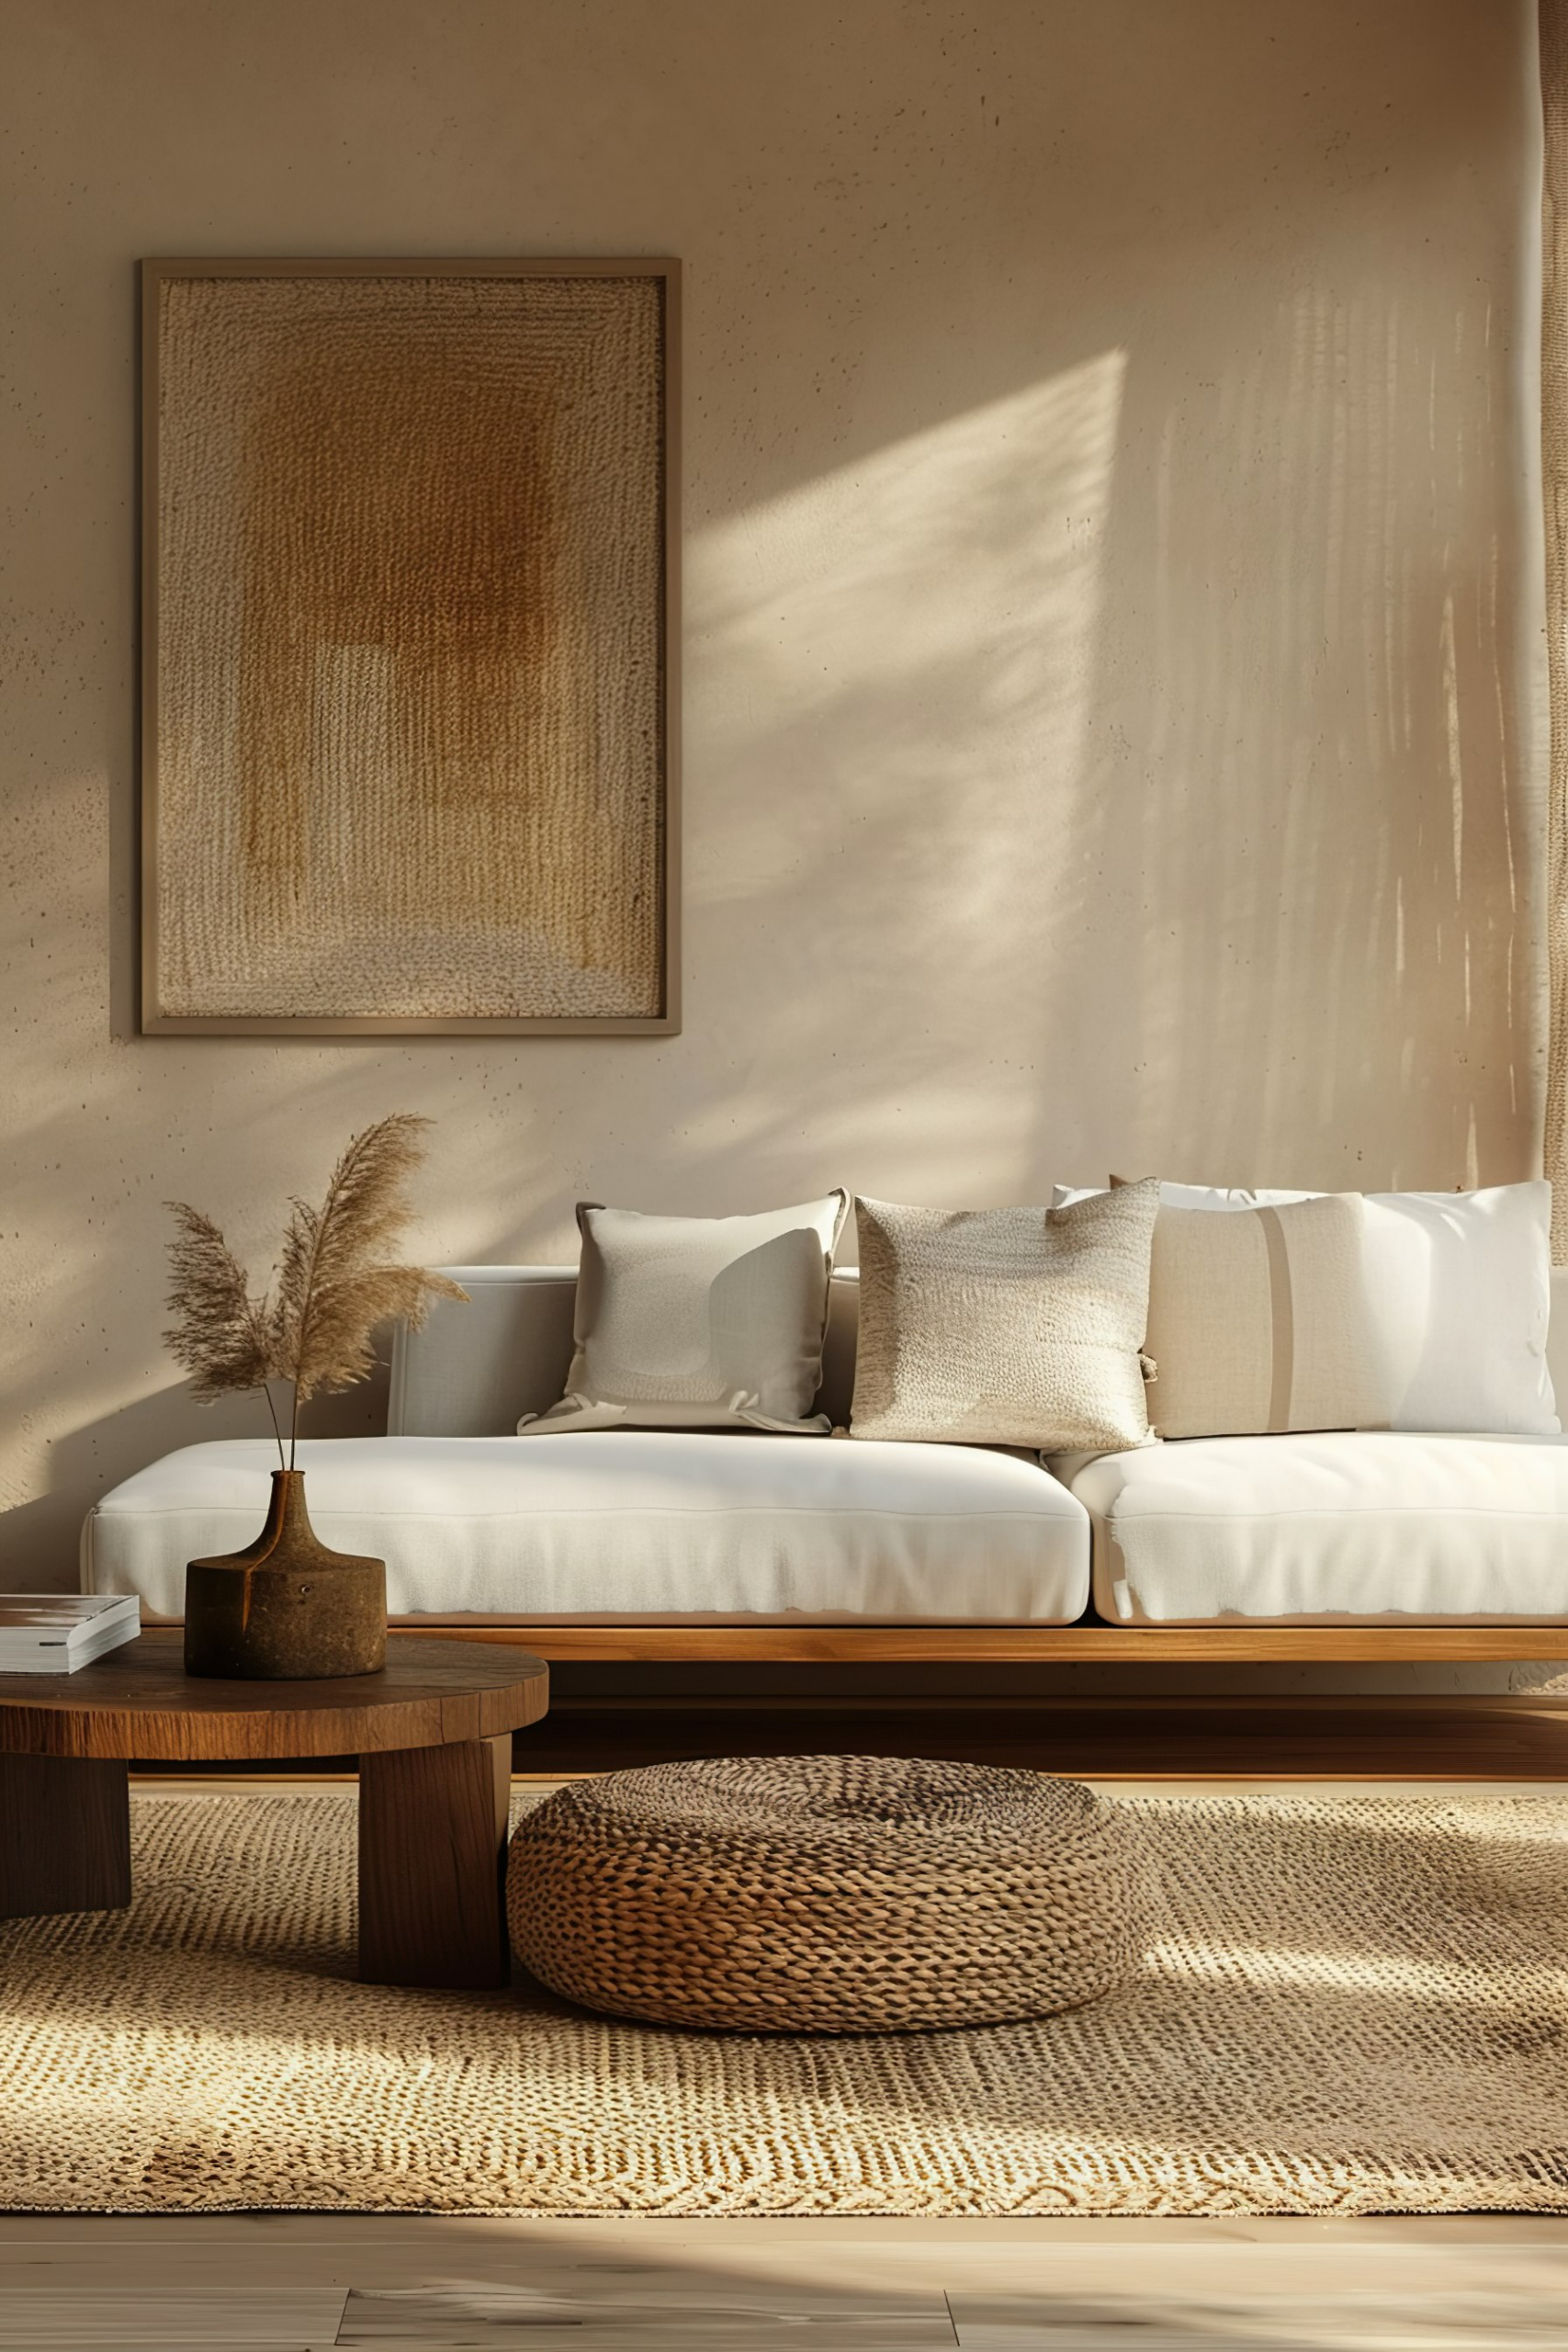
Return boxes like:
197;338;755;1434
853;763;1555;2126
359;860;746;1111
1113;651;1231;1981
140;256;679;1034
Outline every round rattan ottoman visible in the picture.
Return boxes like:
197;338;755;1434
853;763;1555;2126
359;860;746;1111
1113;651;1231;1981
506;1753;1157;2033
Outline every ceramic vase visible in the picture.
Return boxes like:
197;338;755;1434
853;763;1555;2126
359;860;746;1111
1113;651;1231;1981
183;1469;387;1679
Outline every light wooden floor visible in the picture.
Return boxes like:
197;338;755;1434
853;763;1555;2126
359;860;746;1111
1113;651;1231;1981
4;2215;1568;2347
6;1775;1567;2347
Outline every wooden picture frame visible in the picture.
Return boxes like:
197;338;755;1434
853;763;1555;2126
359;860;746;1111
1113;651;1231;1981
140;256;680;1035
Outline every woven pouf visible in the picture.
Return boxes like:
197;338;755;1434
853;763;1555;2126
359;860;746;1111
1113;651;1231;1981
507;1753;1158;2033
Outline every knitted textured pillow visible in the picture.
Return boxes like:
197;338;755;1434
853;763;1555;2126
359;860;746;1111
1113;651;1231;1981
848;1181;1160;1450
520;1193;849;1436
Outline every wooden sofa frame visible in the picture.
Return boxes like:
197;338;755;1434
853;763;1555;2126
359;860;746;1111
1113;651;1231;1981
399;1623;1568;1663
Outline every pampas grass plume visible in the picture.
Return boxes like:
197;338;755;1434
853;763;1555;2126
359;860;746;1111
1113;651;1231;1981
164;1114;467;1469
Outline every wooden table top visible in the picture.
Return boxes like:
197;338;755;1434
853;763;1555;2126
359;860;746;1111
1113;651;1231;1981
0;1631;548;1761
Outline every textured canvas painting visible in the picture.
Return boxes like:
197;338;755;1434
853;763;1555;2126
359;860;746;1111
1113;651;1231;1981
141;261;675;1032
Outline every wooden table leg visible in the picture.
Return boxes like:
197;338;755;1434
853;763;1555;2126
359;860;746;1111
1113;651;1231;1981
0;1754;131;1920
357;1734;512;1989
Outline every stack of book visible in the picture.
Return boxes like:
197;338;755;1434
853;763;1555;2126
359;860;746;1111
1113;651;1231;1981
0;1594;141;1673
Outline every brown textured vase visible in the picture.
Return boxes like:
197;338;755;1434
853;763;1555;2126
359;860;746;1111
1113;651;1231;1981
184;1470;387;1679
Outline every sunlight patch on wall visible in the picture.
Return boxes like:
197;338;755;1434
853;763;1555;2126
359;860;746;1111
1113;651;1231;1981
685;354;1127;1183
1084;276;1532;1194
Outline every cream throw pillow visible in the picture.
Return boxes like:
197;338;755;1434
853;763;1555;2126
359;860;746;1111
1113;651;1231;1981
849;1182;1160;1450
1145;1195;1394;1439
519;1193;850;1436
1066;1176;1556;1436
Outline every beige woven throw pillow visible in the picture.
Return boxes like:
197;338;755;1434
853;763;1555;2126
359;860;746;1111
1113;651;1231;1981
520;1193;850;1436
1144;1193;1393;1439
849;1181;1160;1450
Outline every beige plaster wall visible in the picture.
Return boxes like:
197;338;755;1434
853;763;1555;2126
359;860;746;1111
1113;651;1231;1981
0;0;1549;1634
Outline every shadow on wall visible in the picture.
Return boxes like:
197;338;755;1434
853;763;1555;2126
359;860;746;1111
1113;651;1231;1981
1077;277;1538;1191
683;270;1536;1211
0;1033;424;1589
0;1358;389;1595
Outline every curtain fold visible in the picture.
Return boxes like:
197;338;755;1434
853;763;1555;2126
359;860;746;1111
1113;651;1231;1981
1542;0;1568;1256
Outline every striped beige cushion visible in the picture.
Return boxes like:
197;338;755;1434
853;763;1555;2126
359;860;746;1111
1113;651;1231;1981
1144;1194;1393;1439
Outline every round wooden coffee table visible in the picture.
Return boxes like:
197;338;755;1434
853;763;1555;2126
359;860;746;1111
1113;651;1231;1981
0;1631;547;1990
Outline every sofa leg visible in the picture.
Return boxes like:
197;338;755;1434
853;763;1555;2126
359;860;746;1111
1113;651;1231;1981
0;1754;131;1919
356;1734;512;1989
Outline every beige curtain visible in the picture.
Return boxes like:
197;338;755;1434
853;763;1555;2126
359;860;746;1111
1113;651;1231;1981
1544;0;1568;1257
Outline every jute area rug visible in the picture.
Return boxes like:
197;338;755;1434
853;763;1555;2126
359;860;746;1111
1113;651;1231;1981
2;1788;1566;2216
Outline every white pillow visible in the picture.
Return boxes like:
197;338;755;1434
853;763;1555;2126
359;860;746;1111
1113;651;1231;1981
1053;1179;1557;1436
1052;1182;1316;1211
519;1193;850;1436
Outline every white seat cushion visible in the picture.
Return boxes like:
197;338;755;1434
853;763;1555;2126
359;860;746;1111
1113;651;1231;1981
1058;1432;1568;1623
83;1434;1090;1624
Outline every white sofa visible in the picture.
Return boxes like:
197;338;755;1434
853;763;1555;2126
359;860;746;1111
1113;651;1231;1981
81;1263;1568;1638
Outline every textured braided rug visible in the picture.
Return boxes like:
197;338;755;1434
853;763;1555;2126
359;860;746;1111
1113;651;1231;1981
1;1788;1566;2215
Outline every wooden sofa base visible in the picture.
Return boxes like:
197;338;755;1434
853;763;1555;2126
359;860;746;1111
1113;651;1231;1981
513;1693;1568;1780
390;1623;1568;1663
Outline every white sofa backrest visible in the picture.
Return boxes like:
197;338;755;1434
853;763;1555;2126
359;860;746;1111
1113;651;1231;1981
389;1263;1568;1440
388;1266;863;1436
389;1267;575;1437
